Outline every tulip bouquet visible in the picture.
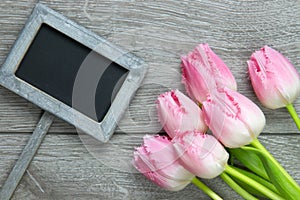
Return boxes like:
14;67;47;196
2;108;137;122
133;44;300;199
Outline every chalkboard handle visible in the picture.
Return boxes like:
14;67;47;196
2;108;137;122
0;111;55;200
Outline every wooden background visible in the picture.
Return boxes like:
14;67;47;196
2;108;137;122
0;0;299;199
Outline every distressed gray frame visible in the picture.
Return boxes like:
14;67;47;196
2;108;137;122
0;3;147;142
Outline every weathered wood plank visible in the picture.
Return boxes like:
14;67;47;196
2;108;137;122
0;133;298;199
0;112;54;200
0;0;300;134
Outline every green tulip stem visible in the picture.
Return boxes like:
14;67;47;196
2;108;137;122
191;177;223;200
220;172;258;200
250;138;300;191
224;165;285;200
286;104;300;130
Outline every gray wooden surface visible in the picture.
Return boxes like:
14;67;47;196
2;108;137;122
0;0;299;199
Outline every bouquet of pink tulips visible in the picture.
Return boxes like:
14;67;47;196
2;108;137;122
133;44;300;199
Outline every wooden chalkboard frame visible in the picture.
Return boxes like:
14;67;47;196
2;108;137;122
0;3;147;142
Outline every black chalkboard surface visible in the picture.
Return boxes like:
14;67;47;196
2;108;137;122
16;24;128;122
0;5;147;198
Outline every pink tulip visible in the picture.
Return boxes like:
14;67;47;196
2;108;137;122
133;135;195;191
202;87;266;148
248;45;300;109
173;130;229;179
156;90;207;138
181;43;237;103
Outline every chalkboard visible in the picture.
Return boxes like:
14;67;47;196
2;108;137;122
16;24;128;122
0;4;147;141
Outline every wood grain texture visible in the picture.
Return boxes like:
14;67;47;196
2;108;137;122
0;112;54;200
0;0;299;199
0;0;299;133
0;133;298;200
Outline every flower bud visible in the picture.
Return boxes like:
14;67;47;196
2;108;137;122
173;130;229;179
202;88;266;148
156;90;207;138
133;135;195;191
248;45;300;109
181;43;237;103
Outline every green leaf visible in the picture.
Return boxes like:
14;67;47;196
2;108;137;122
229;166;279;198
241;146;300;200
230;175;267;198
225;165;285;200
220;172;259;200
229;148;269;180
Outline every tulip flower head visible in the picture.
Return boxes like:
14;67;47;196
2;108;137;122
248;45;300;109
202;87;266;148
181;43;237;103
133;135;195;191
173;130;229;179
156;90;207;138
